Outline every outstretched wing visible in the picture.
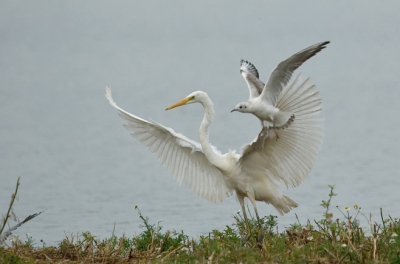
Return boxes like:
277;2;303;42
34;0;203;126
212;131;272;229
260;41;329;105
106;87;231;203
240;60;265;99
240;74;323;188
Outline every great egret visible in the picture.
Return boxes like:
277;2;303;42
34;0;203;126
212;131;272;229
232;41;329;133
105;74;322;226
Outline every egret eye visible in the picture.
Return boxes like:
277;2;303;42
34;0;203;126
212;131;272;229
239;106;243;109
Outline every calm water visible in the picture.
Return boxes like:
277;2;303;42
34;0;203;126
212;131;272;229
1;1;400;245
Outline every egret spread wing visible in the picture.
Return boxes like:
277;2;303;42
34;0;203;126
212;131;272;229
240;60;265;98
240;74;323;188
261;41;329;106
105;87;231;203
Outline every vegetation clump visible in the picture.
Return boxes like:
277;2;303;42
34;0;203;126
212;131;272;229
1;180;400;263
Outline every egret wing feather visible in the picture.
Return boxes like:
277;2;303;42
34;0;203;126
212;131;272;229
106;87;231;203
261;41;329;105
240;74;323;188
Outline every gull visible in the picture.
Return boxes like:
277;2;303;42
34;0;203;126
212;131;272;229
231;41;329;137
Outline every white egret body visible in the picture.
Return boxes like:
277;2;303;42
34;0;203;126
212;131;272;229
105;74;323;222
232;41;329;130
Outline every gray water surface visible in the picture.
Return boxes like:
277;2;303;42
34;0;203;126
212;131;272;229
1;1;400;245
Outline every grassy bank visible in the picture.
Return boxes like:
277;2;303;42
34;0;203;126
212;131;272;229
1;180;400;263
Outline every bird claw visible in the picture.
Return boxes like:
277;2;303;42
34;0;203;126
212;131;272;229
241;234;251;246
258;126;280;144
275;130;280;140
241;226;264;248
240;225;253;246
257;128;269;148
257;232;264;244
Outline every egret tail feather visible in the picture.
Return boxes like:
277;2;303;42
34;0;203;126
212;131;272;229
269;195;298;215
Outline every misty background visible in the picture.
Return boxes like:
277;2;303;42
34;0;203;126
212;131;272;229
1;1;399;245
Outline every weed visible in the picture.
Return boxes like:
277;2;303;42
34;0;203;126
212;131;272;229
1;183;399;263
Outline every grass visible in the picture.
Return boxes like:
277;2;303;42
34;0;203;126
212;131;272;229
1;180;400;263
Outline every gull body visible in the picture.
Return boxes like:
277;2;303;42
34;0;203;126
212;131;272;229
232;41;329;130
105;73;323;224
235;96;293;128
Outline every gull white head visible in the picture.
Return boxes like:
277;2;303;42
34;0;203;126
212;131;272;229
231;101;252;113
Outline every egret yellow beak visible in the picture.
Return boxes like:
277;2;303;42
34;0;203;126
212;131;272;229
166;97;190;110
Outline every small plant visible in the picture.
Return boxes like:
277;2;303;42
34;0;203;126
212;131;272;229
0;177;21;243
319;184;336;229
1;184;399;263
1;177;44;246
133;206;188;253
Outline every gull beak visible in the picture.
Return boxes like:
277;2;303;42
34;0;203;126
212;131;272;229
166;98;190;110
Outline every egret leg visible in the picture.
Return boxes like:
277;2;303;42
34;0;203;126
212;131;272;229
247;193;262;229
237;193;251;243
248;193;264;244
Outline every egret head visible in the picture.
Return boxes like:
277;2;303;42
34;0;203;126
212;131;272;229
166;91;205;110
231;102;251;113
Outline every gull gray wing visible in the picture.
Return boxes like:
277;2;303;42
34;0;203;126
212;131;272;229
260;41;329;105
240;59;260;78
240;60;265;99
105;87;232;203
240;74;323;188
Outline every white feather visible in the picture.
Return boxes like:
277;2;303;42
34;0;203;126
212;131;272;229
106;73;323;217
234;41;329;130
240;74;323;190
106;87;231;203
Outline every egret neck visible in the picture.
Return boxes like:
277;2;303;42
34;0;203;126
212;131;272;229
198;94;227;171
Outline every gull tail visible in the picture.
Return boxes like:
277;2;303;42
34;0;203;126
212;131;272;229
270;112;295;129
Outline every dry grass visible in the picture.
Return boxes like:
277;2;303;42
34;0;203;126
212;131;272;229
1;180;400;263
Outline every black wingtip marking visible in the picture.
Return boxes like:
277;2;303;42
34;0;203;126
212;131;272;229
240;59;259;78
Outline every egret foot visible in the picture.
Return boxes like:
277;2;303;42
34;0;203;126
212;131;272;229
241;234;251;246
238;214;253;246
257;233;264;243
257;231;264;247
240;226;253;246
